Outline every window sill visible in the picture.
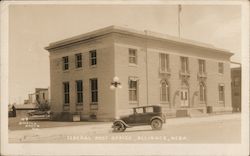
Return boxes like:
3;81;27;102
159;70;171;74
179;71;190;77
128;63;137;67
90;65;97;68
76;103;83;105
62;70;70;73
197;72;207;78
129;101;138;105
75;67;83;71
90;102;98;105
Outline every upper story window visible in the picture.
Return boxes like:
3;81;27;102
129;78;138;103
198;59;206;73
90;79;98;103
89;50;97;66
63;82;70;105
129;48;137;65
160;53;169;73
76;80;83;104
218;62;224;74
180;57;189;73
62;56;69;70
218;84;225;102
75;53;82;68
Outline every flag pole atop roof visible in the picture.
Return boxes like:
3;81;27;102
178;4;182;38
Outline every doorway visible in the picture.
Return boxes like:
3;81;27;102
180;89;189;107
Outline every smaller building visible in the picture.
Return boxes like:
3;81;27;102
231;67;241;112
25;88;50;105
35;88;50;105
28;93;36;104
12;104;38;118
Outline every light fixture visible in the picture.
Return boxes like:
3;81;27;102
110;76;122;90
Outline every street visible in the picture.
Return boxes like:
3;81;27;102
9;113;241;143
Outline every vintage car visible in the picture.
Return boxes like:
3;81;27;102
112;105;166;132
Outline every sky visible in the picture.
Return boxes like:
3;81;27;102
9;4;241;104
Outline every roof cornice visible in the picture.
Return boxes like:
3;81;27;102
45;25;234;56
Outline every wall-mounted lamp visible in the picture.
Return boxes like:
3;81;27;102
110;76;122;90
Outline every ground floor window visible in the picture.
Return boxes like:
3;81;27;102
90;79;98;103
63;82;70;105
160;80;170;103
199;82;206;103
219;84;225;103
129;78;138;103
76;80;83;104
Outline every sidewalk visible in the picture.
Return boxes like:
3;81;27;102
166;113;241;125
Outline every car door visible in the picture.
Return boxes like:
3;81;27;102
134;108;146;125
126;114;135;124
144;107;156;123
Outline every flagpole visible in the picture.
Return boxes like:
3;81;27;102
178;4;182;38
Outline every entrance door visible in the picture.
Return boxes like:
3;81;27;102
180;89;189;107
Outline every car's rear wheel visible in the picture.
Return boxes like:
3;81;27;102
151;119;162;130
113;122;126;132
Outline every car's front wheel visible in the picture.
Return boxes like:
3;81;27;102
113;122;126;132
151;119;162;130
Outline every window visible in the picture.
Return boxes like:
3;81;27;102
62;56;69;70
199;82;206;102
129;79;138;102
198;59;206;73
160;80;170;103
90;79;98;103
233;77;240;87
63;82;70;104
218;84;225;102
134;108;143;114
145;107;153;113
75;53;82;68
89;50;97;66
43;93;45;100
181;57;189;72
76;80;83;104
160;53;169;72
129;48;137;64
218;62;224;74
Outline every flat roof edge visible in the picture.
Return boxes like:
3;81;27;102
45;25;234;56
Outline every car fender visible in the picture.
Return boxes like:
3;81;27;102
112;120;130;128
150;116;164;123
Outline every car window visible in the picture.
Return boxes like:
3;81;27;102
153;107;161;113
135;108;144;114
145;107;153;113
